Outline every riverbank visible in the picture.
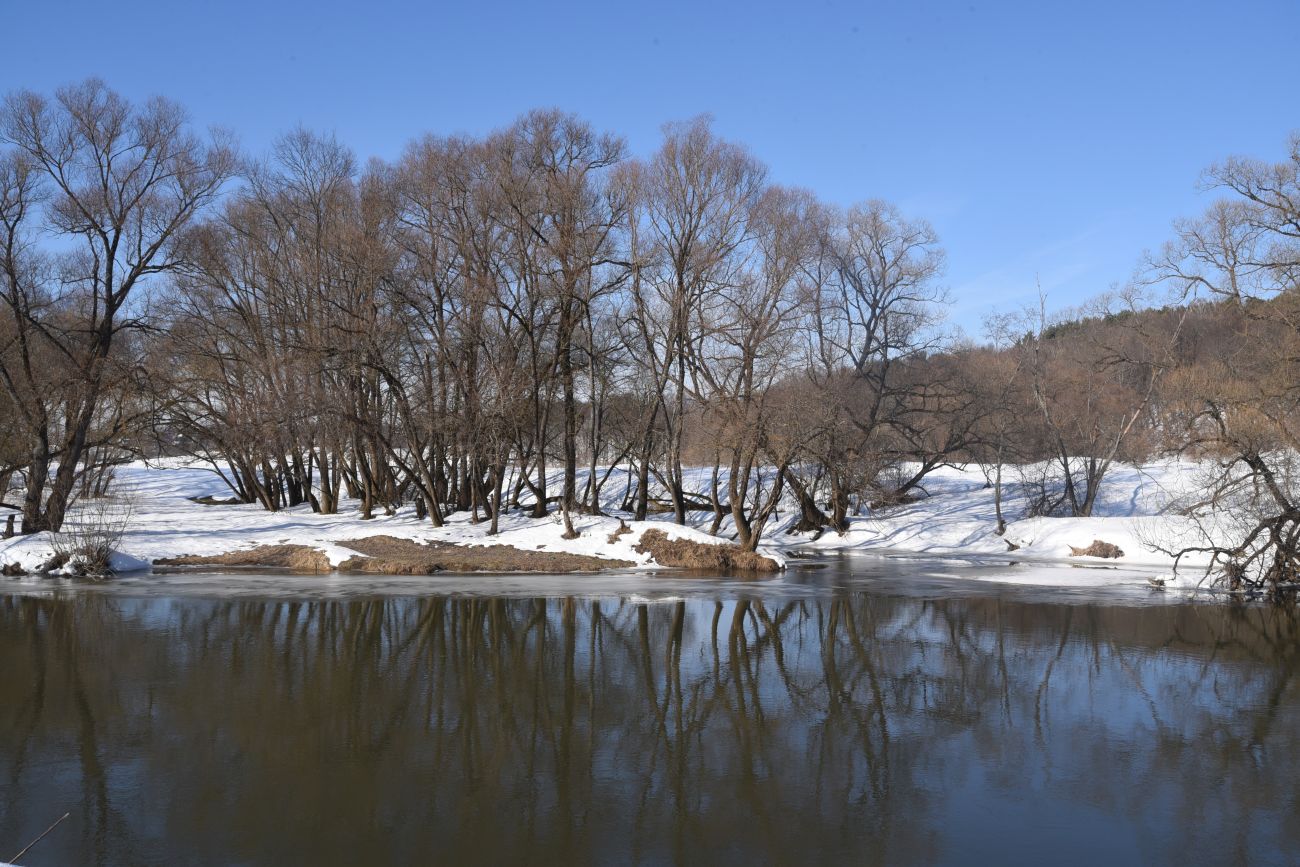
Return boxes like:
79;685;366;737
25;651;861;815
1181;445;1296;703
0;459;1221;586
0;462;785;577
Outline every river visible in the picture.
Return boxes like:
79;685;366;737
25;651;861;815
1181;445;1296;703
2;555;1298;865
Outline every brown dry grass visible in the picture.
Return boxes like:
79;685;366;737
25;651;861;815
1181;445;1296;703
634;528;781;572
338;535;631;573
154;545;332;573
148;529;784;577
1068;539;1125;559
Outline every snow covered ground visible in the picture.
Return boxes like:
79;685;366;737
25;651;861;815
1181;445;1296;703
0;460;765;576
795;461;1212;564
0;458;1227;590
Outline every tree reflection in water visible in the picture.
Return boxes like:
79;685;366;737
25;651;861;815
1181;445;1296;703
2;588;1299;865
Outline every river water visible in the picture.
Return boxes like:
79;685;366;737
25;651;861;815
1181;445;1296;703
1;555;1298;866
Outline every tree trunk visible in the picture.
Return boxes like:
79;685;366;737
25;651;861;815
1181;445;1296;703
784;468;831;534
20;452;50;535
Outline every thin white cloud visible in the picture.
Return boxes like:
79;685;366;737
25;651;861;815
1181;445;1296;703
946;216;1132;332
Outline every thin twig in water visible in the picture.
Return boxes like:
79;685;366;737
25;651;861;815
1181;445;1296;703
9;811;70;864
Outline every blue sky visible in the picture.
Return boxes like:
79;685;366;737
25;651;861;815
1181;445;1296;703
6;0;1297;333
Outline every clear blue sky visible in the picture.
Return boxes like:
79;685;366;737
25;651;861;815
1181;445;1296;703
6;0;1298;333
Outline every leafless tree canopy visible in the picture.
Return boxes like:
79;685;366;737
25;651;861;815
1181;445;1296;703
3;80;1297;584
0;79;234;532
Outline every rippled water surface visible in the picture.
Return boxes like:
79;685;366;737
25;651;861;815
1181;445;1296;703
2;555;1298;865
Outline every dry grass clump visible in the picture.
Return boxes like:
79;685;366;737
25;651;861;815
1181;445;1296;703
634;528;781;572
155;544;332;573
1068;539;1125;559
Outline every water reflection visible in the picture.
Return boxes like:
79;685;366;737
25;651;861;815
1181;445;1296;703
2;582;1299;865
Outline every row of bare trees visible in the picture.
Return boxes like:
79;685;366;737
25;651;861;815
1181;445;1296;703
130;94;972;551
4;80;1294;582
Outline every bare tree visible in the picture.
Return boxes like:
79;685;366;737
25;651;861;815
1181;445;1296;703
0;79;234;532
799;200;949;529
490;110;628;536
1150;134;1300;593
629;117;766;525
695;185;818;549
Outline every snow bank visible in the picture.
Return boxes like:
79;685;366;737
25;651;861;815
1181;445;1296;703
787;460;1214;565
0;457;1231;590
0;460;785;576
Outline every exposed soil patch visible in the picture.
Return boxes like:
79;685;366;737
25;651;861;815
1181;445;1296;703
337;535;632;574
152;531;776;576
634;529;781;572
155;544;331;573
1069;539;1125;559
